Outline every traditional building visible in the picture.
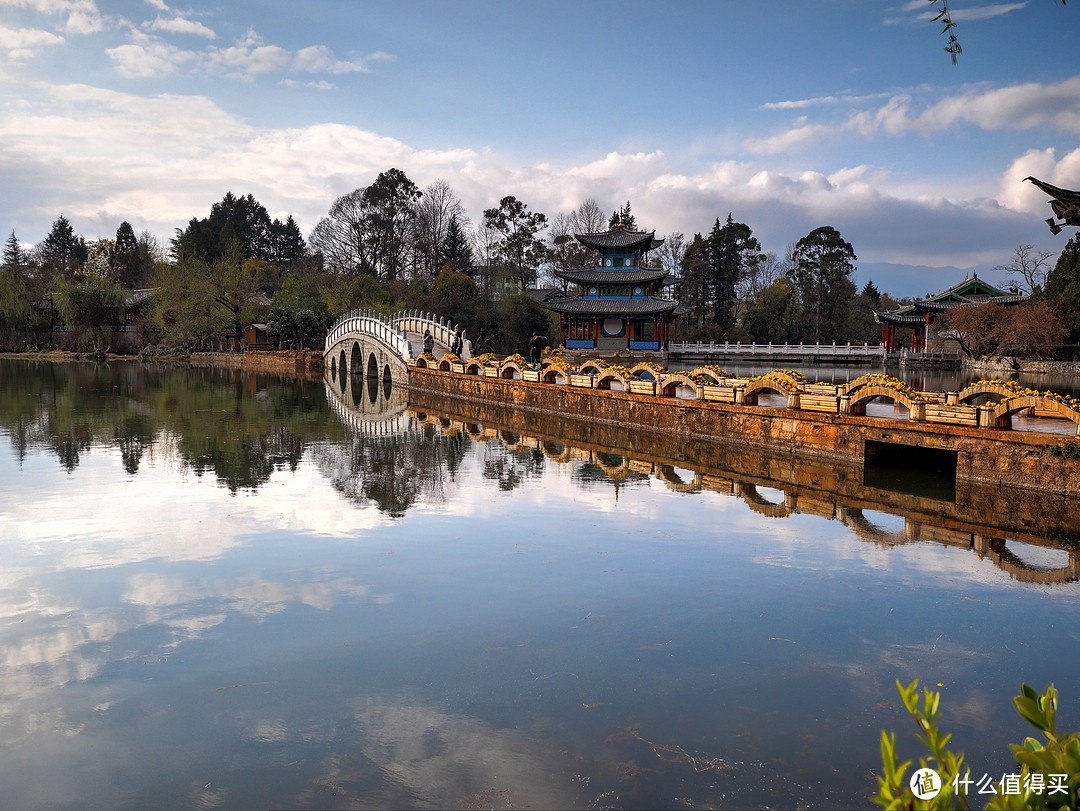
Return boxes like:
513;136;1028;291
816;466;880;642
540;221;683;353
874;275;1028;354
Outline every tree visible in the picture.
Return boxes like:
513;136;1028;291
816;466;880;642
436;214;474;276
38;215;87;279
608;200;637;230
736;249;790;325
1041;234;1080;351
676;234;710;332
152;258;267;348
429;268;500;350
415;180;468;279
308;169;422;284
995;244;1056;294
309;188;370;276
359;168;422;284
790;225;857;342
110;221;143;289
171;192;275;264
707;214;762;335
269;215;306;268
1004;301;1068;359
742;278;802;344
3;231;26;274
53;273;125;350
929;0;1067;64
939;302;1007;358
501;292;554;354
482;195;548;290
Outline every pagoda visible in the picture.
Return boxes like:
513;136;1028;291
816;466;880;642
541;220;683;353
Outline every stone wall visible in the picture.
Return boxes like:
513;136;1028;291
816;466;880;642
408;368;1080;495
190;350;324;376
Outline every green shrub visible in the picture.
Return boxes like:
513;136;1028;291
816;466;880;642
875;681;1080;809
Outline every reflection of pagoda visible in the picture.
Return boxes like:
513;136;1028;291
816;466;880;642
541;221;684;354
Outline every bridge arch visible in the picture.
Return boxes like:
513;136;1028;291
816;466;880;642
846;384;923;417
986;396;1080;433
657;372;703;399
594;369;630;390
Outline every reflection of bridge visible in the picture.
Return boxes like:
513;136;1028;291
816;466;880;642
324;310;471;385
324;367;410;436
402;393;1080;586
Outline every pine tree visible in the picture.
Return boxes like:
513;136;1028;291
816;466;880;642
437;214;474;276
1042;234;1080;346
2;231;25;273
707;214;761;335
110;221;142;289
608;201;637;230
39;215;87;278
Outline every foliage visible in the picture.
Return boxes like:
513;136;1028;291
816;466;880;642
942;302;1067;360
1047;440;1080;459
742;277;803;343
876;680;1080;810
38;215;88;279
429;269;501;351
52;273;126;350
151;257;267;348
482;195;548;290
707;214;762;335
1042;235;1080;353
790;225;858;343
501;292;554;355
608;200;637;230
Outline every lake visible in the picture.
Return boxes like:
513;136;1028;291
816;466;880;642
1;358;1078;810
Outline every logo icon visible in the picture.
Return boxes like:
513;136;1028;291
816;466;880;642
910;767;942;799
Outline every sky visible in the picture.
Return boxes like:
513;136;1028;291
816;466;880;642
1;0;1079;296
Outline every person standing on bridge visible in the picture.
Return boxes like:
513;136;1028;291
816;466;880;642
451;330;463;357
423;329;434;355
528;333;545;368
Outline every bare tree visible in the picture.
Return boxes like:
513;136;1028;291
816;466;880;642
568;198;606;234
736;250;790;321
415;180;468;279
994;244;1056;294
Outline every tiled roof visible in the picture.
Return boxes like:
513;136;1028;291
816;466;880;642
554;267;670;284
540;296;681;315
575;228;662;252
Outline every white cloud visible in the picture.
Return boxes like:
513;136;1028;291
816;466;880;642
147;15;216;39
0;0;103;34
106;40;198;77
0;24;64;59
950;3;1029;21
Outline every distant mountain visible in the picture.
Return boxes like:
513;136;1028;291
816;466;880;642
854;262;1020;301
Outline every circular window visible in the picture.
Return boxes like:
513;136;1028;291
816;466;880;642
605;258;612;267
588;286;598;296
602;318;624;337
633;286;644;296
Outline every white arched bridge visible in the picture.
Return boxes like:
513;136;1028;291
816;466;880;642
324;309;472;384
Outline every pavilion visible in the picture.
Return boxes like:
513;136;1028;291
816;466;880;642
874;275;1028;354
540;221;684;354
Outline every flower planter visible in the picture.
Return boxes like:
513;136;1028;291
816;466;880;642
702;385;738;403
521;369;540;383
483;366;499;378
924;404;978;426
628;379;655;396
569;374;594;388
799;394;839;413
801;383;838;396
450;362;466;374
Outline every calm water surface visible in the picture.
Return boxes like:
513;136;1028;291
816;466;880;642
1;359;1079;810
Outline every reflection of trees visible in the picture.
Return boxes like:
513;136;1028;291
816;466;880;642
482;443;545;491
0;360;342;492
312;423;471;516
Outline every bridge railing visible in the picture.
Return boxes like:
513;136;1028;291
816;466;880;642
325;310;411;359
669;341;885;358
324;309;472;361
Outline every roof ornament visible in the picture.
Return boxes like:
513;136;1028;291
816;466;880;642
1025;176;1080;235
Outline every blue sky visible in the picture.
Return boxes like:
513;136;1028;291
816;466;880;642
1;0;1078;295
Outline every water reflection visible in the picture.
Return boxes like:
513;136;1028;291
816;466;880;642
2;360;1080;809
404;388;1080;585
